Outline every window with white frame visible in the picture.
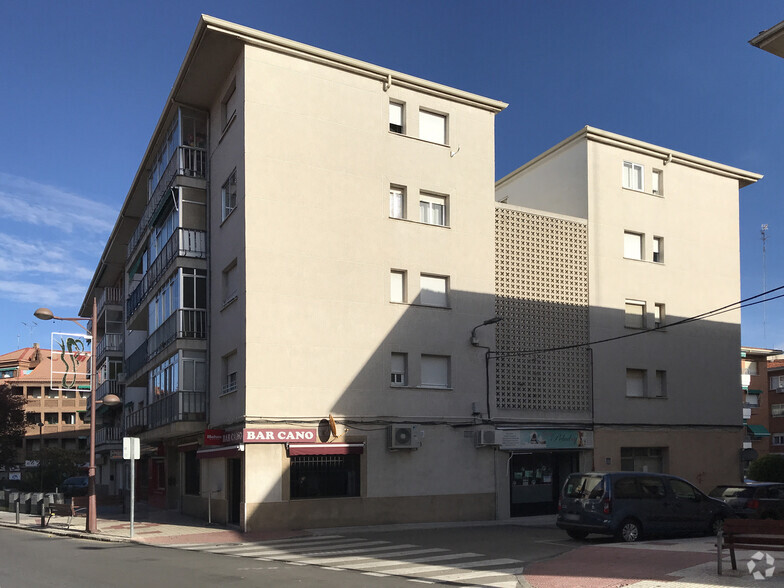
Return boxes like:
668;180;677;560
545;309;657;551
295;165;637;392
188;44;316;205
773;433;784;446
742;360;758;376
421;355;450;388
419;110;447;144
222;169;237;221
654;303;665;328
653;236;664;263
624;300;646;329
652;169;663;195
654;370;667;398
222;351;238;396
623;161;644;191
419;192;447;226
772;403;784;417
391;353;407;386
390;185;405;219
745;391;760;407
389;101;404;134
420;274;448;307
771;375;784;391
624;231;643;260
626;369;646;397
390;270;406;303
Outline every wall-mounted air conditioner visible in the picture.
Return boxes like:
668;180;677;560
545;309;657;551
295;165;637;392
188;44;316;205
476;429;503;447
388;424;421;450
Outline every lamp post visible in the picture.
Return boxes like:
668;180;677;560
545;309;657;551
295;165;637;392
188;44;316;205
34;301;121;533
471;317;503;421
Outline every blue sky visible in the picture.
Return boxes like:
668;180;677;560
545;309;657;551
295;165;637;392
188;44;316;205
1;1;783;352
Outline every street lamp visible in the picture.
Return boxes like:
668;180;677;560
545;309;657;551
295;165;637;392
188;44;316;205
470;317;504;421
33;302;121;533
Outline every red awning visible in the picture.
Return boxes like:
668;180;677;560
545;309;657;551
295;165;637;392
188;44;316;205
287;443;364;456
196;444;244;459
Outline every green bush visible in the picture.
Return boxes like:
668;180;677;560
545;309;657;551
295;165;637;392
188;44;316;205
748;453;784;483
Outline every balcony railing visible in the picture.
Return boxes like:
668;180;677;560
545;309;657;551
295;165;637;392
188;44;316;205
97;287;123;316
147;309;207;361
125;390;206;433
95;426;123;447
126;145;207;261
126;228;207;319
96;333;124;359
96;379;124;403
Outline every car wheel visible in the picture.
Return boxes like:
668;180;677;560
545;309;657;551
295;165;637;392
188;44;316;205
617;518;642;542
710;517;724;536
566;530;589;540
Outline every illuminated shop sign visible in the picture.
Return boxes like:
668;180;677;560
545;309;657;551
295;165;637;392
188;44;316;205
243;429;317;443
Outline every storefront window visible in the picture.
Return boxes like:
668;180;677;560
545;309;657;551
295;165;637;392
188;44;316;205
290;455;360;499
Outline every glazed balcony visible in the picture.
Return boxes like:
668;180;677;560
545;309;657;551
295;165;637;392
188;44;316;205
126;228;207;319
125;390;206;435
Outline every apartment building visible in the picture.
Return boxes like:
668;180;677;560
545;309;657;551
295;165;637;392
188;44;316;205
81;15;506;529
495;127;760;498
765;357;784;455
0;345;89;481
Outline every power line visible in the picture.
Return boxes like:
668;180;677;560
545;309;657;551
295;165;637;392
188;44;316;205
492;285;784;359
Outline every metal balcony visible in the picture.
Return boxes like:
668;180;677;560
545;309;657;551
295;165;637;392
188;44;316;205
126;145;207;261
147;309;207;361
95;379;124;403
126;228;207;319
96;333;124;362
95;426;123;448
125;390;206;434
97;287;123;316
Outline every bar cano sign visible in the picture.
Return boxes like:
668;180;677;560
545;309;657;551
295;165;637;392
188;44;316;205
243;428;317;443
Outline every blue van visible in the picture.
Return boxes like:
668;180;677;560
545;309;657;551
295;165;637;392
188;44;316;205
557;472;732;542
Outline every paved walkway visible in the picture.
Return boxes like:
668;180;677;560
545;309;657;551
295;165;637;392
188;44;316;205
1;506;782;587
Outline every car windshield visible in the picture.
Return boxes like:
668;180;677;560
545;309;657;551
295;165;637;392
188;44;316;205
709;486;754;499
564;475;604;499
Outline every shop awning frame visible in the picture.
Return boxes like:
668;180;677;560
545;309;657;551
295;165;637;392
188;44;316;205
196;444;245;459
286;443;364;456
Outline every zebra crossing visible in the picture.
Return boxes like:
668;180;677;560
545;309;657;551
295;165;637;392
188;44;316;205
166;534;524;586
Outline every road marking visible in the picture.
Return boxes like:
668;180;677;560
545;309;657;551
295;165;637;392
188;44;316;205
231;539;387;557
344;551;483;570
292;547;446;566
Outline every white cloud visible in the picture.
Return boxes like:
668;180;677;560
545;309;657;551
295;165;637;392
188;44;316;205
0;277;89;307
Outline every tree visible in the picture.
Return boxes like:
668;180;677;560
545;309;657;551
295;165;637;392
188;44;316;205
21;446;87;491
0;382;27;470
748;453;784;483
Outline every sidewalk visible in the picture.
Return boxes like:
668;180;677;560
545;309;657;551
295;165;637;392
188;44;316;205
1;507;782;587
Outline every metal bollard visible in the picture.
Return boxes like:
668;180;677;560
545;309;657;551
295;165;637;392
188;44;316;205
15;499;19;524
40;496;48;527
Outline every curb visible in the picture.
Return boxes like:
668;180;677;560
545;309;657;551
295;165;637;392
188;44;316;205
0;520;133;543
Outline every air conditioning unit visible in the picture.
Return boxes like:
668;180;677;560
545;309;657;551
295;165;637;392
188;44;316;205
476;429;503;447
772;375;784;392
388;424;421;450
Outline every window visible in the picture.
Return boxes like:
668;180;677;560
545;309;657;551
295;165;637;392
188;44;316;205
652;169;663;195
27;387;41;399
772;375;784;391
624;231;643;260
670;479;699;500
626;369;646;398
653;236;664;263
623;161;644;191
290;454;360;499
419;110;446;144
746;392;760;407
773;434;784;446
421;355;450;388
742;360;758;376
63;389;76;399
654;303;665;328
389;185;405;219
620;447;664;473
27;413;41;425
46;388;59;399
420;274;448;307
221;78;237;129
773;404;784;417
222;351;238;396
389;101;404;134
419;192;447;226
222;260;238;307
390;270;406;303
624;300;646;329
222;169;237;221
391;353;407;386
44;413;58;425
62;413;76;425
654;371;667;398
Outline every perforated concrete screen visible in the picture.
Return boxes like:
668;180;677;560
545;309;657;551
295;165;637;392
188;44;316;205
494;207;590;412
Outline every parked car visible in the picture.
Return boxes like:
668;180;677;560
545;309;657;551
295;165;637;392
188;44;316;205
61;476;89;497
709;482;784;519
556;471;732;542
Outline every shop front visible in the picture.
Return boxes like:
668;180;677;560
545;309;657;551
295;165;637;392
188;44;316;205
500;428;593;517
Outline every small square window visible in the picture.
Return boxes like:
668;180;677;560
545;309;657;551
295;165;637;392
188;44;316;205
421;355;450;388
222;170;238;221
420;274;449;307
419;110;447;144
391;353;407;386
221;351;238;396
44;412;59;425
221;78;238;130
63;413;76;425
390;186;405;219
626;369;646;398
623;161;644;191
420;192;448;226
653;237;664;263
652;169;663;195
654;303;665;328
390;270;406;303
389;101;404;134
625;300;645;329
46;388;59;399
624;231;643;260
